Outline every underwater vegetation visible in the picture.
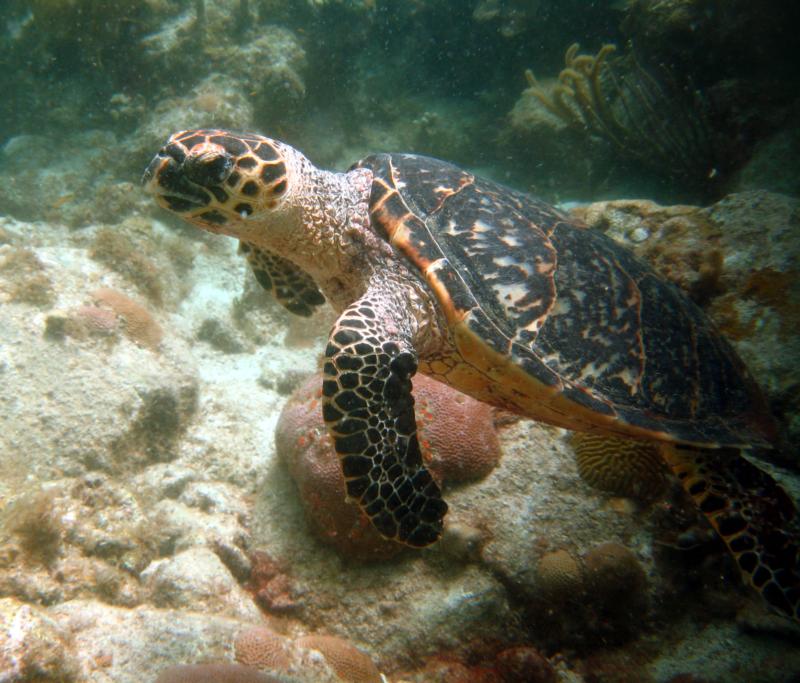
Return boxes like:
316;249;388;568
524;43;727;198
0;247;54;307
3;490;62;566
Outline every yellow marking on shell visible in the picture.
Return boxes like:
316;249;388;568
492;254;529;274
499;233;523;247
491;282;530;306
369;181;396;214
607;365;643;396
383;211;416;245
550;297;571;316
423;259;469;323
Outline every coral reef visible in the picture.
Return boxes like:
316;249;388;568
234;626;293;671
49;304;123;345
0;597;79;682
414;375;500;483
583;542;648;620
1;193;799;679
197;317;248;354
2;489;62;565
275;371;501;558
244;550;300;614
109;380;198;470
531;540;651;647
570;432;668;501
495;646;558;683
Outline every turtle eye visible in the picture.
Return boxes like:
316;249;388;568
183;143;234;187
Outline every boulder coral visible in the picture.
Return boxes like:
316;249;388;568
275;372;501;558
535;543;648;618
235;626;293;671
535;548;585;603
583;542;647;610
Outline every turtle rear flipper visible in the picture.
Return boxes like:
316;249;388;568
321;290;447;548
663;444;800;621
239;241;325;316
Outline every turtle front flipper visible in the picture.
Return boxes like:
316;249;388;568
663;444;800;622
321;294;447;547
239;241;325;317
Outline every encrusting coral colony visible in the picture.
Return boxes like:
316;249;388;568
0;1;799;682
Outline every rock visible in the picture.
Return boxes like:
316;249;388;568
141;547;262;621
0;597;79;682
49;600;243;683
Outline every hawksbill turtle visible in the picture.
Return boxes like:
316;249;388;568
143;128;799;622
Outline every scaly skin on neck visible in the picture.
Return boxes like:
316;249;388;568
272;146;446;356
269;145;391;311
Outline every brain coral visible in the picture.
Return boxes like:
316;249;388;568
234;626;381;683
234;626;293;671
295;635;381;683
570;432;667;501
414;375;500;482
275;372;501;558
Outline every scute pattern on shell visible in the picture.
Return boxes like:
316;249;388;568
357;152;768;448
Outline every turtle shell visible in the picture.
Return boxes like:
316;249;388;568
356;152;773;448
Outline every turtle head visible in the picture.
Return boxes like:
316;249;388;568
143;128;292;237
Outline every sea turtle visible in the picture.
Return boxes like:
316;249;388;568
143;128;799;622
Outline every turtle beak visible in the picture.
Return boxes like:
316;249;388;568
142;146;211;212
